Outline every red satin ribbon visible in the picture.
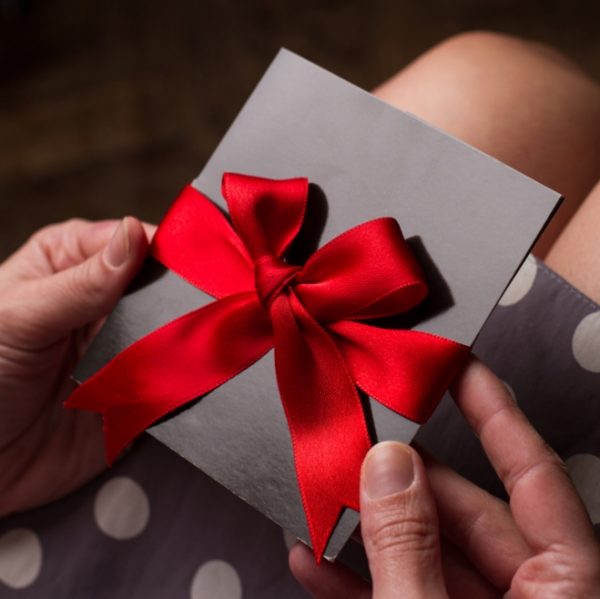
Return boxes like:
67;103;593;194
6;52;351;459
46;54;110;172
67;173;469;561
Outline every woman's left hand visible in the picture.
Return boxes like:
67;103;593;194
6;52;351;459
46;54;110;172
0;217;152;516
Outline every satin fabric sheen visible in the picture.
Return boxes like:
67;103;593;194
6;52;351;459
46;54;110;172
67;173;468;560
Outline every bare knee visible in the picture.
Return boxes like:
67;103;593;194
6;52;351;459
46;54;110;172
376;30;599;133
375;30;600;255
430;30;583;73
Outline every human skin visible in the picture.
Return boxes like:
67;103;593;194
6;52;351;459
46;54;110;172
0;218;152;515
290;359;600;598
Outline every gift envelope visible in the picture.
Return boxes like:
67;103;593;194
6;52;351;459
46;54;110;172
73;49;561;561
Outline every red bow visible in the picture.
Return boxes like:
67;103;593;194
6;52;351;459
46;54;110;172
67;173;468;560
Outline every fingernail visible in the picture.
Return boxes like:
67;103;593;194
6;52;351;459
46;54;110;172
104;218;130;268
363;442;415;499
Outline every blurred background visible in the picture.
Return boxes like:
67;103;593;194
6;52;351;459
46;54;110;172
1;0;599;259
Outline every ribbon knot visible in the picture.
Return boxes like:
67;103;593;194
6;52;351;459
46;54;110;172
67;172;468;562
254;255;300;308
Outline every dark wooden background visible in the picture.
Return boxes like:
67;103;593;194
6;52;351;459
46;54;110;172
1;0;599;259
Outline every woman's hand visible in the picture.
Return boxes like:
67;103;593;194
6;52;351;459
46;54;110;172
290;358;600;598
0;217;152;516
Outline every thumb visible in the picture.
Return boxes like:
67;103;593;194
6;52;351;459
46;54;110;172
360;441;448;599
25;217;148;345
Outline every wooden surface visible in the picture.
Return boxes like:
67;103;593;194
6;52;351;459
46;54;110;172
1;0;599;259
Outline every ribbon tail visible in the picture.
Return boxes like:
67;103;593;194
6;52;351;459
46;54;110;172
330;321;470;422
271;292;372;562
67;292;272;464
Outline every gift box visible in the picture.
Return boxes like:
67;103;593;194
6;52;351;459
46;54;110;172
71;49;561;562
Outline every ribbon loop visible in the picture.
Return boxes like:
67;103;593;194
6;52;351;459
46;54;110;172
294;218;428;323
223;173;309;260
151;185;254;298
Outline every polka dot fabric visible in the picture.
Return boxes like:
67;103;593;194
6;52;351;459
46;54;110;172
0;437;306;597
94;477;150;540
0;530;41;590
1;256;599;596
417;257;600;538
572;312;600;373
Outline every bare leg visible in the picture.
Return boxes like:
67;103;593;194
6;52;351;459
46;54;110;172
546;180;600;302
372;31;600;259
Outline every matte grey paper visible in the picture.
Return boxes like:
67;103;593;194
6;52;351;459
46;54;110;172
75;49;561;560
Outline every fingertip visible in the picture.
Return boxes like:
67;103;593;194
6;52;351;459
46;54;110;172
450;354;481;389
65;217;148;326
361;441;418;501
359;443;445;597
289;542;322;593
102;217;148;271
450;356;514;415
123;216;150;257
289;541;371;599
288;541;313;578
363;440;414;462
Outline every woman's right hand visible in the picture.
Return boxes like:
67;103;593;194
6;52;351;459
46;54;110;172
290;358;600;598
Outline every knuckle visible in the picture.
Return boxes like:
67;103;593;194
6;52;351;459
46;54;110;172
512;545;600;597
64;217;88;229
28;223;56;248
31;218;86;242
460;498;508;552
364;499;438;559
28;219;92;269
67;256;106;303
506;444;567;494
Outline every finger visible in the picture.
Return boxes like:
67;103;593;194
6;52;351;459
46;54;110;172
419;449;532;590
347;525;502;598
451;357;598;553
3;217;148;349
64;220;155;261
360;441;448;598
1;220;116;281
43;219;125;266
350;452;524;592
288;542;370;599
440;538;501;599
5;219;156;279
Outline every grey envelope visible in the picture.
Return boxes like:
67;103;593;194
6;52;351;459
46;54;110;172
75;49;561;560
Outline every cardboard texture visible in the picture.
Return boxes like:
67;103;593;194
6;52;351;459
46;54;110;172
75;49;562;559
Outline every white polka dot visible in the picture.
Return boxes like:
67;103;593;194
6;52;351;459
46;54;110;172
190;560;242;599
94;477;150;539
498;255;537;306
572;312;600;373
566;454;600;524
0;529;42;589
283;529;297;551
502;381;517;403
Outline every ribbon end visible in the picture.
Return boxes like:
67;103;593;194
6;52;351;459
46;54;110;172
102;406;147;466
311;539;327;566
66;386;143;466
64;385;101;412
304;499;349;565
